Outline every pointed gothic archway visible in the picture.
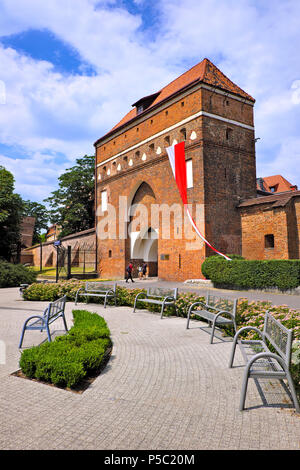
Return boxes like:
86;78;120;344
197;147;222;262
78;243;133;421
126;182;158;276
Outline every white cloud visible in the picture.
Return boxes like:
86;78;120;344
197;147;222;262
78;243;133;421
0;0;300;203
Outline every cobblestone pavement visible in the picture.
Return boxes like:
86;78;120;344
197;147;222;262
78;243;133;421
0;287;299;450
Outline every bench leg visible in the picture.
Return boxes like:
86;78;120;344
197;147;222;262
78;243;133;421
285;370;300;413
186;307;192;329
160;304;164;319
239;366;250;411
104;294;108;308
228;333;239;368
160;302;167;319
62;314;68;332
174;303;178;316
46;324;52;342
210;319;217;344
19;325;27;348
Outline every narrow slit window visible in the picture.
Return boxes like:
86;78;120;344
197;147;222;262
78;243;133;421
180;128;187;140
226;128;232;140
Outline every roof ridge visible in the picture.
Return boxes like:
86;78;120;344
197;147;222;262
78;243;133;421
95;58;254;144
155;58;207;96
202;58;255;101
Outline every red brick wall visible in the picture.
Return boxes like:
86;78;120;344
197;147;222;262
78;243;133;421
95;84;256;281
24;229;96;269
240;205;290;260
239;197;300;261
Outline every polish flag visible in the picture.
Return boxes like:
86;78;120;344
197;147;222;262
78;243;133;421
166;141;231;261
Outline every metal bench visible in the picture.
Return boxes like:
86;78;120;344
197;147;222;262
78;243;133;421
75;282;117;308
133;287;178;318
186;292;237;343
229;311;300;412
19;296;68;347
19;284;29;297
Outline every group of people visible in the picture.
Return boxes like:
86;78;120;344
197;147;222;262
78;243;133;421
125;262;148;283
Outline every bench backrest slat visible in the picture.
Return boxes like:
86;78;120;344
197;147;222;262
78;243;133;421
263;311;293;365
147;287;178;300
206;293;237;316
46;296;66;320
85;282;116;293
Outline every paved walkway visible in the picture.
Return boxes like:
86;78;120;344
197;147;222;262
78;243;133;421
0;287;299;450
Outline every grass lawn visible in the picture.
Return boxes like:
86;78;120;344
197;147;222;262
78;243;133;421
29;266;97;278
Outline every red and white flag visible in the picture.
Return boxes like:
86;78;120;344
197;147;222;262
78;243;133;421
166;141;231;261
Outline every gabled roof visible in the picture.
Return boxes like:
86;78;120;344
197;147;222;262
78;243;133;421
95;58;254;145
238;190;300;209
257;175;298;193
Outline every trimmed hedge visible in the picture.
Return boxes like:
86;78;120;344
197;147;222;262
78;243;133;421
23;281;206;317
19;309;111;388
201;256;300;291
0;260;37;287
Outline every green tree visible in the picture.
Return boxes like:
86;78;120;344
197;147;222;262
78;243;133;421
44;155;95;238
22;200;50;245
0;165;24;260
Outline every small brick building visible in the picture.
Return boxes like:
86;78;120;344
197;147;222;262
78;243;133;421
238;190;300;260
94;58;299;281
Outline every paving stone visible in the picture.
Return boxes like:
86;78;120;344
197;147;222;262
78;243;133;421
0;287;299;450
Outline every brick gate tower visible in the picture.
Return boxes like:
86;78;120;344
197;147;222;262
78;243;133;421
94;58;256;281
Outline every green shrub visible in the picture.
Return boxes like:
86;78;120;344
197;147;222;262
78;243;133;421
201;256;300;291
19;309;111;388
0;260;37;287
23;280;84;301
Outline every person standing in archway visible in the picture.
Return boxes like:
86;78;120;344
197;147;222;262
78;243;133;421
126;262;134;283
142;262;148;278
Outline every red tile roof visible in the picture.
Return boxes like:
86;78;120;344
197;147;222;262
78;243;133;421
256;175;298;193
95;58;255;144
238;190;300;209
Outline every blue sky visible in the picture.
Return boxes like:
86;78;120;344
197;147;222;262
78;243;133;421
0;0;300;204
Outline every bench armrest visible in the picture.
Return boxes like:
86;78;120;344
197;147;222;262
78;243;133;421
229;326;264;368
163;295;176;302
233;325;264;341
23;315;46;326
188;301;206;312
245;351;288;373
134;292;147;301
106;289;115;295
214;310;235;321
133;292;147;312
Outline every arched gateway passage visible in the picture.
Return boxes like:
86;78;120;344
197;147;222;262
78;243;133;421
126;182;158;276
